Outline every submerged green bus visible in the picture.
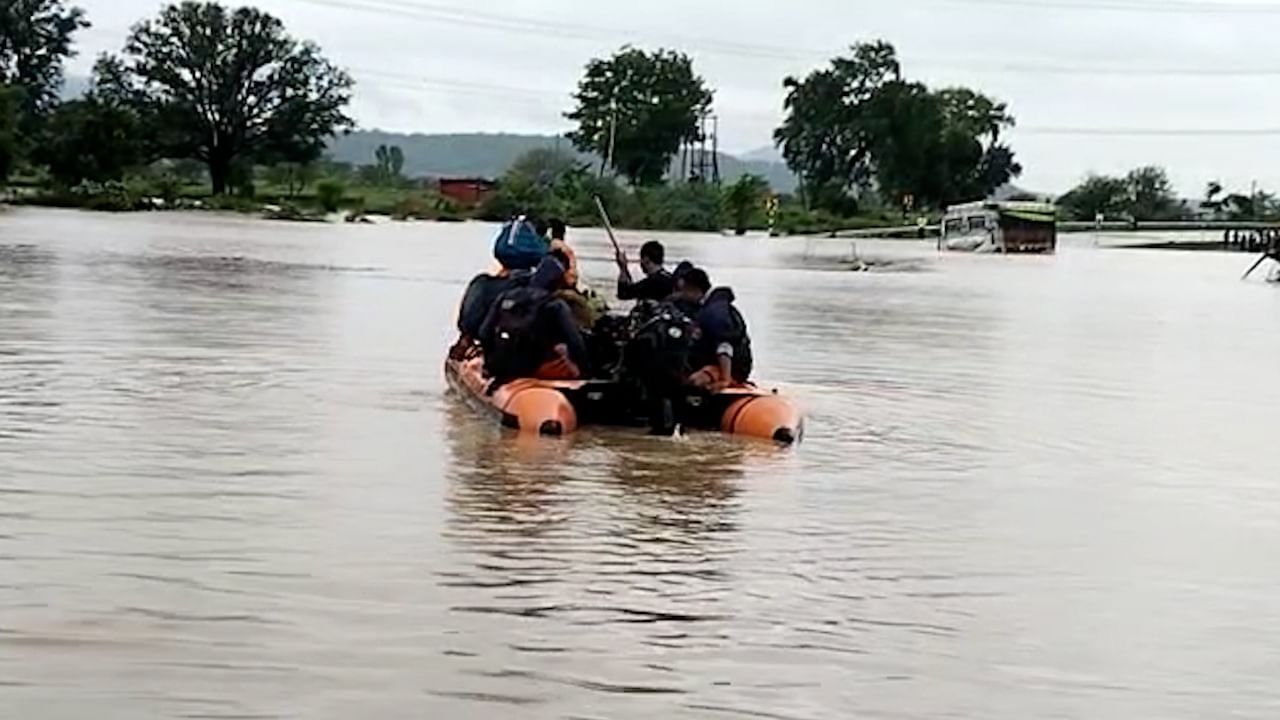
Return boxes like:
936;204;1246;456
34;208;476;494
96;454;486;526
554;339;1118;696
940;201;1058;254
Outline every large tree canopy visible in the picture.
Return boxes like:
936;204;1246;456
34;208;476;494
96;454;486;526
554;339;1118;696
775;41;900;209
102;1;353;194
775;41;1019;211
567;46;712;187
0;0;87;121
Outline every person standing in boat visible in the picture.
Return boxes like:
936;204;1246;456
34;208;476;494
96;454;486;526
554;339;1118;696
616;240;675;301
547;218;609;330
674;268;754;392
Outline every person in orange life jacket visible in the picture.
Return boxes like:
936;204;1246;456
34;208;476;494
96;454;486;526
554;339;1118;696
547;218;579;288
479;255;591;383
616;240;675;301
545;217;607;330
674;267;754;392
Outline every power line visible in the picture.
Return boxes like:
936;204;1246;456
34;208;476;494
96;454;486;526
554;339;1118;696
279;0;1280;77
920;0;1280;13
1016;126;1280;136
349;67;1280;138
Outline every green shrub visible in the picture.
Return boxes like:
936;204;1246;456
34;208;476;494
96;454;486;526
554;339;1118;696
315;179;346;212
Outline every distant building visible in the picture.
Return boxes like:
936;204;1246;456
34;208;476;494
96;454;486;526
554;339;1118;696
437;178;497;208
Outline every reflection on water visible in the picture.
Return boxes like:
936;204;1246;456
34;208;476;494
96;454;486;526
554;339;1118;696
2;208;1280;718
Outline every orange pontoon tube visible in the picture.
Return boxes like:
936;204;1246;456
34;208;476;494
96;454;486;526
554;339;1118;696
445;351;803;444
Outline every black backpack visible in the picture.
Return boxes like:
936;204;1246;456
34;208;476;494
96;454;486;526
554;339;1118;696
623;301;696;395
458;271;531;339
484;287;551;381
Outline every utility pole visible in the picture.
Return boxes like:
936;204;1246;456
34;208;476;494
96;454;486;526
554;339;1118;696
601;98;617;178
711;114;721;186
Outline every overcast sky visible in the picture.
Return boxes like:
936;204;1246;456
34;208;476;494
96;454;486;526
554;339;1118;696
69;0;1280;195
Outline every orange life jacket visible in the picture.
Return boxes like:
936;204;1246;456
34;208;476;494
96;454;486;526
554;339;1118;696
549;238;579;288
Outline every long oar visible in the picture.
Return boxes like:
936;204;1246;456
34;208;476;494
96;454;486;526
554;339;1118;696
593;195;623;256
1242;253;1270;280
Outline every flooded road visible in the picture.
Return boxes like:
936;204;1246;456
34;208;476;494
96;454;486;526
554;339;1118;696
2;207;1279;719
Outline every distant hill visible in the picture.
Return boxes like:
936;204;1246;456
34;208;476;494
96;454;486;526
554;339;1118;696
740;145;784;164
327;130;798;193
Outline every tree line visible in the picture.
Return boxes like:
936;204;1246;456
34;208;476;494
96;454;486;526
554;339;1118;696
1055;167;1280;223
3;1;1020;228
1;0;352;199
561;41;1019;216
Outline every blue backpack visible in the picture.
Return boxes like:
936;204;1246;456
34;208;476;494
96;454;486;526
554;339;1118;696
493;216;548;271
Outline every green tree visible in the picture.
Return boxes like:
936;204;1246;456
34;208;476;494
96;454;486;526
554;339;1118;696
1056;174;1130;221
1222;192;1274;222
388;145;404;180
373;144;390;185
372;144;405;186
1203;180;1224;218
103;1;354;194
508;147;583;188
0;0;88;122
567;46;713;186
723;173;769;235
264;161;316;198
1124;166;1180;220
481;147;596;221
0;85;18;184
775;41;900;210
314;177;345;212
33;92;147;186
776;42;1018;212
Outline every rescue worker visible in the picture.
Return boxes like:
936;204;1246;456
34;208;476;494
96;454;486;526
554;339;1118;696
547;218;579;289
479;255;591;385
674;268;753;392
616;240;675;301
546;218;608;330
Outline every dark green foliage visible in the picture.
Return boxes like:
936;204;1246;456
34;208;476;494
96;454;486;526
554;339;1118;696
372;144;404;186
1057;167;1186;221
103;1;353;194
0;85;18;184
0;0;88;122
567;47;713;186
776;41;1019;212
1125;166;1181;221
34;96;146;185
635;182;723;232
724;174;769;235
263;162;317;198
1056;174;1130;220
314;178;345;212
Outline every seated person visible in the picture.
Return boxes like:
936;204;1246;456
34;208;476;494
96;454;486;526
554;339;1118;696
547;218;579;289
616;240;675;301
454;268;532;356
493;215;549;275
669;260;699;315
673;268;753;392
479;256;591;384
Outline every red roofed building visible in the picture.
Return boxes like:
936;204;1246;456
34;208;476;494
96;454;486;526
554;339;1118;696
437;178;497;208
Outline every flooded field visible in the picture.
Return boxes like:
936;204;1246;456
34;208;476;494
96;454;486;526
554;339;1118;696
2;207;1279;719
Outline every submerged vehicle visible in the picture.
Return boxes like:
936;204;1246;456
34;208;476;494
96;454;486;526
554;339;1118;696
940;200;1058;254
445;349;804;445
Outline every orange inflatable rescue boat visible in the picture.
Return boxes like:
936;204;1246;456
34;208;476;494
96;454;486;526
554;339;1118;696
445;350;804;445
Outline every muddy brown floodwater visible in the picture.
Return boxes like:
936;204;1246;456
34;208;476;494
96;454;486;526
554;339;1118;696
2;207;1280;719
